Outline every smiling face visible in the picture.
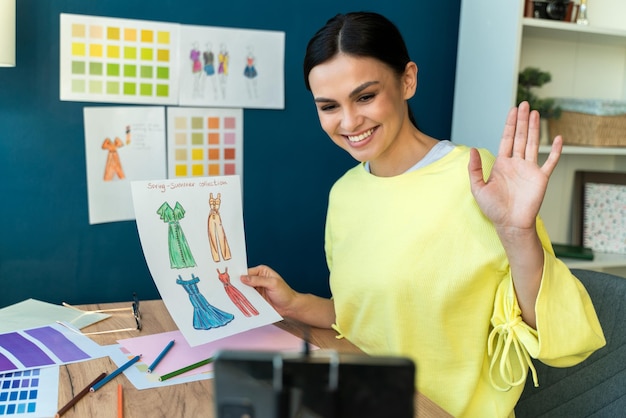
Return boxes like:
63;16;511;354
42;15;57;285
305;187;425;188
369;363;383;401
308;53;418;173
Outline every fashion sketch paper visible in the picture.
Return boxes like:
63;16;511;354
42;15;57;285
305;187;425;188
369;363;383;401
131;176;282;346
84;106;167;224
179;24;285;109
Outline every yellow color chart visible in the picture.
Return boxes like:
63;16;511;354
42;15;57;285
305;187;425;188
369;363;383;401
60;14;180;105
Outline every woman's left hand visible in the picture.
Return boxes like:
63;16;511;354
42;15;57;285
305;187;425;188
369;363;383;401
468;101;563;232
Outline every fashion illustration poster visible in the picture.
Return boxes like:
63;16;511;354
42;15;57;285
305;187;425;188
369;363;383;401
131;175;281;346
178;24;284;109
84;106;166;224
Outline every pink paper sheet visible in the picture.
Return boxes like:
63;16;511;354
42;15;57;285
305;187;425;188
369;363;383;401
117;324;310;379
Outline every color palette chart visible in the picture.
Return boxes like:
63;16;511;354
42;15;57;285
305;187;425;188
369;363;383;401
0;368;58;417
0;324;105;374
167;107;243;179
60;14;180;104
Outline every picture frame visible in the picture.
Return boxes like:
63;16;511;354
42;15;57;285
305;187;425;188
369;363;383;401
572;171;626;254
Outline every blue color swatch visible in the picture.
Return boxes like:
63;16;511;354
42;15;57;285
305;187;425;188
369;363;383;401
0;370;40;415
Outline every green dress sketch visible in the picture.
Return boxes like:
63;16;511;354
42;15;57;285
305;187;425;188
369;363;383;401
157;201;196;269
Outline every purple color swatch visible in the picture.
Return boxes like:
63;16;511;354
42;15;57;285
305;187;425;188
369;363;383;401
0;333;52;369
25;326;89;362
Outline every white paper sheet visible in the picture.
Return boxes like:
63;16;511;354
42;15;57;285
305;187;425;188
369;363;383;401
131;176;282;346
84;106;167;224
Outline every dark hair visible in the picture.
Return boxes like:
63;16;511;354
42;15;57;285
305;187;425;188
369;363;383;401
303;12;418;126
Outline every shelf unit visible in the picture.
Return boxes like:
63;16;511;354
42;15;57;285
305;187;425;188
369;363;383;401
539;145;626;155
452;0;626;274
522;16;626;44
561;251;626;270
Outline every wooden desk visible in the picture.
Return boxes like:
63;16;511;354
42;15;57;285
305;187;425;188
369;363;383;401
57;300;451;417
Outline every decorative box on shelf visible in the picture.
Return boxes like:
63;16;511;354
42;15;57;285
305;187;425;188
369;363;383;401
548;99;626;147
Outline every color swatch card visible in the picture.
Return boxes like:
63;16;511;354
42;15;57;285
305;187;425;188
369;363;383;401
167;107;242;179
0;367;59;417
60;14;180;104
131;176;282;347
0;323;107;374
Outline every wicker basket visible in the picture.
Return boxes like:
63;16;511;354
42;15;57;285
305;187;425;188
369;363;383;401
547;99;626;147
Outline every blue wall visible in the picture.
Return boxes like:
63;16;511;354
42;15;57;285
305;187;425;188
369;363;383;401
0;0;460;306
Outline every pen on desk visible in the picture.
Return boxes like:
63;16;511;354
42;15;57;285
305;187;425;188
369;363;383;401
55;372;107;418
147;339;175;373
90;355;141;392
158;357;214;382
117;384;123;418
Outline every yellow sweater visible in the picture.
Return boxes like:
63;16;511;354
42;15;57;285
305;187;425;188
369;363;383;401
325;145;605;417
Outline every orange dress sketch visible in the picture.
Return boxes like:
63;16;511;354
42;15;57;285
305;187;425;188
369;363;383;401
102;137;126;181
217;267;259;317
208;193;231;262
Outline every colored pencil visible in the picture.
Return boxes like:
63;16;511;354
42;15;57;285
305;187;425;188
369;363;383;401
90;355;141;392
117;384;123;418
158;357;214;382
147;339;175;373
55;372;107;417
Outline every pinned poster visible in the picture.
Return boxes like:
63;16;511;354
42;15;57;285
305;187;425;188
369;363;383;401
84;106;167;224
131;176;282;347
167;107;242;179
179;24;284;109
60;13;180;105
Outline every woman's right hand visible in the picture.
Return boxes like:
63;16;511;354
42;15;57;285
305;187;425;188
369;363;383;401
241;265;299;317
241;265;336;328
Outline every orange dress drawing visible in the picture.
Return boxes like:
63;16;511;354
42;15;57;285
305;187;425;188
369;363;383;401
102;137;126;181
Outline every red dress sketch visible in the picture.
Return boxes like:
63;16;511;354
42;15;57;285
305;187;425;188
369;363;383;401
102;137;126;181
208;193;231;262
217;267;259;317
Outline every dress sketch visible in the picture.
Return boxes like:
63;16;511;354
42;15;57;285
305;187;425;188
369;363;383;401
217;44;229;99
177;274;234;330
243;46;258;99
208;193;232;262
102;136;127;181
203;43;217;99
157;201;196;269
217;267;259;317
190;42;203;96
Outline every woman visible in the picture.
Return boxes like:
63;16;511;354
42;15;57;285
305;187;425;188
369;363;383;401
241;12;605;417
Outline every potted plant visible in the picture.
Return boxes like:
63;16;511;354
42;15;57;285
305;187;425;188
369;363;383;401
517;67;562;118
517;67;561;144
